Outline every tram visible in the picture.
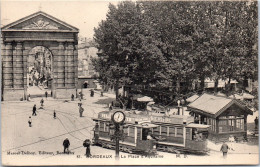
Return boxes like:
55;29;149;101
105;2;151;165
92;110;210;155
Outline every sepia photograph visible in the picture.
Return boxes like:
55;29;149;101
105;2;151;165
1;0;258;165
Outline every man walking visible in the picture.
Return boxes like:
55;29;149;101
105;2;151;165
220;141;229;158
32;104;37;116
83;139;91;157
63;138;70;154
79;105;84;117
28;116;32;127
40;98;44;107
53;110;56;119
71;94;74;101
45;91;48;99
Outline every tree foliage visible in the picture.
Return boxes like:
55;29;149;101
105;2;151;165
92;1;258;97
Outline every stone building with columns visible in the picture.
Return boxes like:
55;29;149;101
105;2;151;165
1;11;79;100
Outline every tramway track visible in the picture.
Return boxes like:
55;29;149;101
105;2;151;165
42;108;93;138
3;125;93;152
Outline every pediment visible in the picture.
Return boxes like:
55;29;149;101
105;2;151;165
2;11;78;32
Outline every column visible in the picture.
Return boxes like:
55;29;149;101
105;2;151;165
57;42;65;88
3;42;13;88
64;43;68;87
23;45;30;99
13;42;24;88
74;44;78;89
66;42;75;88
244;115;247;132
216;118;219;134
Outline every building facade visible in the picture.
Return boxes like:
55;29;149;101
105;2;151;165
187;93;253;142
1;11;79;100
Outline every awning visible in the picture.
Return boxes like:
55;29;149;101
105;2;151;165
134;122;159;128
186;123;211;129
147;101;155;105
243;93;254;100
137;96;153;102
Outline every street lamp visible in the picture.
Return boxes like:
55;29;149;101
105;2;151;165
111;111;126;160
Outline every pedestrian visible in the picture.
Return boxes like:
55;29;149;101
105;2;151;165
81;92;83;100
79;92;82;101
83;139;91;157
254;116;258;129
51;91;53;97
28;116;32;127
228;135;235;150
27;94;31;101
63;138;70;153
101;90;103;97
53;110;56;119
45;91;48;99
220;141;229;158
32;104;37;116
79;105;84;117
71;94;74;101
40;98;44;107
90;89;94;97
109;103;112;111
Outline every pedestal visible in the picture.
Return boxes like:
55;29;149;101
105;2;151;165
3;89;25;101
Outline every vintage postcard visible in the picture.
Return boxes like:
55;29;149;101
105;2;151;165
1;0;259;166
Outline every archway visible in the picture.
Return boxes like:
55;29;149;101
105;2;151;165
1;11;79;100
27;46;53;98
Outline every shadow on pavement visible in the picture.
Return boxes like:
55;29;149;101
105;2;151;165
94;97;115;105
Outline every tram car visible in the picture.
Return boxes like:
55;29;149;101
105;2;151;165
92;110;210;155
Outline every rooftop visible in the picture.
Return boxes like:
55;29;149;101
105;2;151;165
187;93;253;117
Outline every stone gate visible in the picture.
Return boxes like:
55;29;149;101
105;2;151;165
1;11;79;100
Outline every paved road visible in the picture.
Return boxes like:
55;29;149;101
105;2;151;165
1;89;259;165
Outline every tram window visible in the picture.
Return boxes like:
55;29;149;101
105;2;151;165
176;127;183;137
129;127;135;137
123;127;128;135
100;122;104;131
169;127;175;137
161;126;167;136
186;128;191;140
105;124;109;132
153;126;160;135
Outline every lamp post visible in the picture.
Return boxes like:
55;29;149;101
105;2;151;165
177;100;180;115
111;111;125;160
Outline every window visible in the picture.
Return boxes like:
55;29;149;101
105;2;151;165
123;127;128;135
161;126;167;136
129;127;135;137
169;127;175;137
153;126;160;135
99;122;104;131
176;127;183;137
105;123;110;132
236;118;244;131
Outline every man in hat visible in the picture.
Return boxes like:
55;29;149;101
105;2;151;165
32;104;37;116
63;138;70;153
220;141;229;158
83;139;91;157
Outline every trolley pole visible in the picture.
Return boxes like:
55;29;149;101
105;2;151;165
115;123;120;160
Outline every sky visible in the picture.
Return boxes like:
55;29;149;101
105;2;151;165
1;0;120;39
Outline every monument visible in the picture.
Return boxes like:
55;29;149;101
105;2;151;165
1;11;79;100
